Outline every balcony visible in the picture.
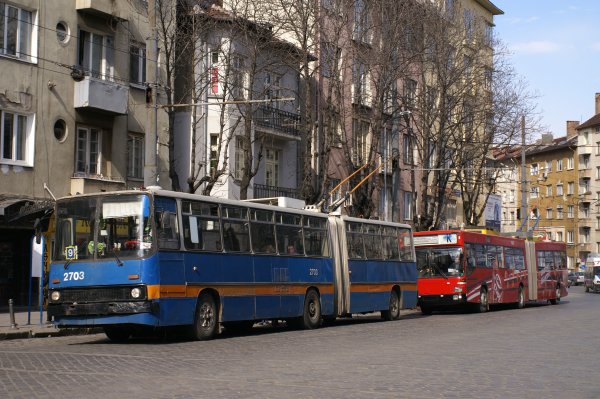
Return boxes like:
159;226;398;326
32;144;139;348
254;184;300;199
579;144;592;155
74;77;128;115
76;0;125;19
254;106;300;139
70;175;125;195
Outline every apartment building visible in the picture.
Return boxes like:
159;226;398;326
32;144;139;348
575;93;600;261
517;132;581;270
493;146;519;233
171;2;303;200
0;0;169;305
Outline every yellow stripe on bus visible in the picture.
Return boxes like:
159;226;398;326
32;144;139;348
147;283;336;300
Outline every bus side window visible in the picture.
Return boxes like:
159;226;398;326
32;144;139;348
157;211;180;250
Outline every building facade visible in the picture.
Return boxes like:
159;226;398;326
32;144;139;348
0;0;169;306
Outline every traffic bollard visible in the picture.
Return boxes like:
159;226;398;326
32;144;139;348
8;298;18;329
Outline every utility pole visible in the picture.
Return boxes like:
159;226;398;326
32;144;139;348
145;0;159;187
520;115;530;238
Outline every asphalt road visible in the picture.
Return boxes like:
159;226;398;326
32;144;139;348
0;285;598;399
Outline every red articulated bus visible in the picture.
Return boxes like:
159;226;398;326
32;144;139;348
414;230;567;314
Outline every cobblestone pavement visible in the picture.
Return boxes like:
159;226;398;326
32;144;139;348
0;286;598;399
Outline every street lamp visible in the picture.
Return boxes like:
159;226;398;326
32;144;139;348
383;110;411;222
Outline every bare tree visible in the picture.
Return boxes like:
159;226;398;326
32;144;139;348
406;2;539;230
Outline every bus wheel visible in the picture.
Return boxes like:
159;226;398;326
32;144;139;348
382;290;400;321
189;293;219;340
550;286;561;305
104;327;130;342
478;288;488;313
420;306;433;315
301;290;322;329
516;287;525;309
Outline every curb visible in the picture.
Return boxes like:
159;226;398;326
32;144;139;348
0;327;103;341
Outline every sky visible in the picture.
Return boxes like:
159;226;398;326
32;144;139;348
492;0;600;138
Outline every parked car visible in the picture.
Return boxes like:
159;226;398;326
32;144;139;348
568;272;577;287
568;272;585;287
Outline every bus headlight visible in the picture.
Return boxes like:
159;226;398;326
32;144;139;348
131;287;142;299
51;291;60;302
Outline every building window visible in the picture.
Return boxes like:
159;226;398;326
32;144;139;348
352;60;370;105
127;134;143;180
567;156;574;169
556;184;563;196
321;42;341;79
557;231;563;241
403;191;412;221
230;55;246;100
582;203;590;218
264;72;281;102
209;134;219;174
234;136;246;179
557;159;563;171
78;29;114;80
404;78;417;108
1;110;33;166
56;21;69;44
403;133;414;165
580;229;589;244
596;141;600;156
463;8;474;41
556;207;563;219
546;208;553;219
567;205;574;218
353;0;370;44
530;186;539;199
75;126;102;176
581;178;590;194
530;163;538;175
265;147;280;187
0;3;34;62
484;21;493;46
567;230;574;244
130;43;146;85
567;181;574;195
352;118;369;164
546;185;552;196
545;160;552;173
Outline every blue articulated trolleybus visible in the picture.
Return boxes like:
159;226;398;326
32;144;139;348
47;188;417;341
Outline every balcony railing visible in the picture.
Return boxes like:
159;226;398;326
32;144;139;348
254;105;300;137
254;184;300;199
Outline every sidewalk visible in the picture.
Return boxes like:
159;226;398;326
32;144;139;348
0;307;99;340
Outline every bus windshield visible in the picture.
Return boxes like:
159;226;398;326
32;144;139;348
54;194;153;262
416;247;463;278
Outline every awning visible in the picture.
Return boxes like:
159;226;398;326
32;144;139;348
0;198;29;216
9;199;54;223
0;198;54;225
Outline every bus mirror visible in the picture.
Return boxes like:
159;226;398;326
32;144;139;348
33;217;49;244
34;218;42;244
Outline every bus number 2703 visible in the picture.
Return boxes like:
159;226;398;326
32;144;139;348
63;271;85;281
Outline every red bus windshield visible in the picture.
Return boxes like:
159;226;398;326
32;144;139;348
416;247;464;278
